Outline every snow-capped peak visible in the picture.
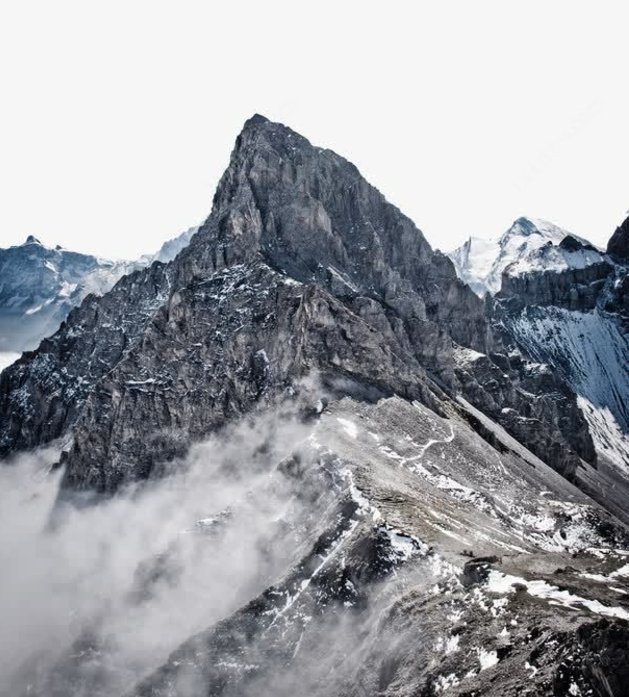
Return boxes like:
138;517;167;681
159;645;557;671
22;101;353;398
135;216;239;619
505;235;606;277
447;217;599;296
498;217;574;245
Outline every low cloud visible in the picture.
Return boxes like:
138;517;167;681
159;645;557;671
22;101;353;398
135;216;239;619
0;407;316;696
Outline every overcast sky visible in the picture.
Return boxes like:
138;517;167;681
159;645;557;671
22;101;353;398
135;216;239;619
1;1;628;259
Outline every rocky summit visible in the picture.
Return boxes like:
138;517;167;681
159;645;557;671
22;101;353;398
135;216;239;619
1;116;628;697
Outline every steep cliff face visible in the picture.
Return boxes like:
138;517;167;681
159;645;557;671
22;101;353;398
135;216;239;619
60;262;445;494
498;236;612;311
0;116;594;491
0;263;173;455
177;115;489;355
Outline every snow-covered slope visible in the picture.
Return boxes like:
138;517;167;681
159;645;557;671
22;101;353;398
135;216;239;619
0;236;133;352
488;216;629;476
451;215;629;477
500;306;629;474
447;216;593;296
0;229;196;352
446;236;499;295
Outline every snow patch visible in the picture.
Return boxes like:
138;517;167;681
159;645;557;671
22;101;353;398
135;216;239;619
336;418;359;439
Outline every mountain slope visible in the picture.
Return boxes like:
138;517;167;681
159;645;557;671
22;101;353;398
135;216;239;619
126;398;629;697
10;395;629;697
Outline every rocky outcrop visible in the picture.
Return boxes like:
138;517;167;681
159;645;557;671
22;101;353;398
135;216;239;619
454;351;596;478
60;262;444;494
0;263;173;456
607;214;629;260
499;259;612;311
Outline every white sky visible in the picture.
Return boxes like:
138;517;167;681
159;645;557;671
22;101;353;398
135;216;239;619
1;1;628;259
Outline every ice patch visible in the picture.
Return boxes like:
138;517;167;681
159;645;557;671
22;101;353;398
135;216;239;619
434;673;459;692
445;635;460;654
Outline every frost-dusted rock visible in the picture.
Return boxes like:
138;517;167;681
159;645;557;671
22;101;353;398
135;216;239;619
499;259;612;311
60;263;444;493
0;263;173;455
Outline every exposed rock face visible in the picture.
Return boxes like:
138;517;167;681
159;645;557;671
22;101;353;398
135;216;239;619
0;116;596;496
499;259;612;311
607;214;629;260
60;262;444;494
0;263;172;455
454;351;596;479
177;115;489;355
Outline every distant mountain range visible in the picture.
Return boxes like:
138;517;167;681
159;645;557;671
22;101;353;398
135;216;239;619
0;227;198;354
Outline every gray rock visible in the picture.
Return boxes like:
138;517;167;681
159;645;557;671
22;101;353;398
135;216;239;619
0;116;599;500
607;215;629;260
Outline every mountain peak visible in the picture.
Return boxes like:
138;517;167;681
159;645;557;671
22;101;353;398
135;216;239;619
24;235;42;246
192;115;481;351
510;216;540;234
242;113;270;130
505;216;560;239
447;217;596;296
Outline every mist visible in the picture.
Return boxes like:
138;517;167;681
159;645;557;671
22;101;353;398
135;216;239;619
0;408;317;696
